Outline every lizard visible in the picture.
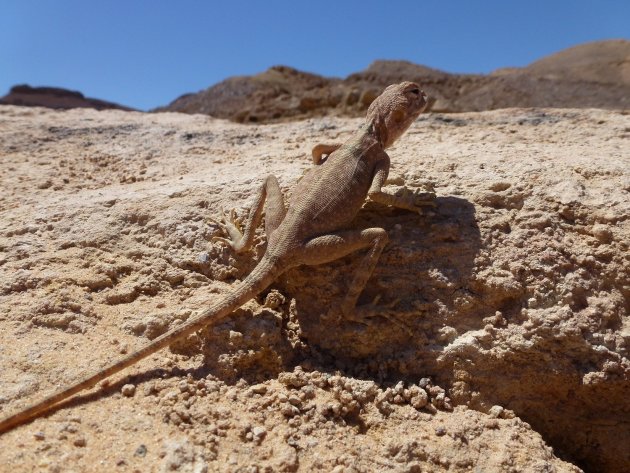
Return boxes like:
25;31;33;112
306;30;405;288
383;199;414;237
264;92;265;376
0;81;431;434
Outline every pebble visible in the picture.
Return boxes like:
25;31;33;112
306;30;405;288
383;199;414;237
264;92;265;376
419;378;432;389
489;405;504;418
250;384;267;395
229;330;243;341
410;389;429;409
485;419;500;429
121;384;136;397
281;405;300;417
252;426;267;442
591;224;612;243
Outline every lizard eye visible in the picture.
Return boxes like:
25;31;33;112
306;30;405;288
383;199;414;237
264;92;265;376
409;88;421;96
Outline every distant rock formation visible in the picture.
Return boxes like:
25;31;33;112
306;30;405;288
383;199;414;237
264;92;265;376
521;39;630;85
0;84;134;111
3;40;628;120
157;39;630;122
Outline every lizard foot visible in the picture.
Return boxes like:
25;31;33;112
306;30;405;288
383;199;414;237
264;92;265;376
393;187;437;214
208;209;243;248
353;298;414;335
320;307;342;324
323;297;413;335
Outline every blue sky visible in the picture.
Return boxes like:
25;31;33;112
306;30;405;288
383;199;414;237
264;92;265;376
2;0;628;110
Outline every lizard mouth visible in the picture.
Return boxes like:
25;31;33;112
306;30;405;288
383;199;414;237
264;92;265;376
418;90;433;113
416;91;429;114
420;93;429;110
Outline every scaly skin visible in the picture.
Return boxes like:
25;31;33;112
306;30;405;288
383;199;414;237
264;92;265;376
0;81;430;434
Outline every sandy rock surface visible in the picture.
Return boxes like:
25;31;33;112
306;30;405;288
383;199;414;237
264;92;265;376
0;105;628;472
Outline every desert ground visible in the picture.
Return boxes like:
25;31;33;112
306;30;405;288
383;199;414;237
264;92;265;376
0;104;628;472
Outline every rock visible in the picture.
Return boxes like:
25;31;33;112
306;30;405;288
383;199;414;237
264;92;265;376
0;84;133;111
0;103;627;473
156;40;630;122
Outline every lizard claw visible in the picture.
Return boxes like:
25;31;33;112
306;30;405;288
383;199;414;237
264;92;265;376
370;294;400;308
208;208;244;246
321;307;342;324
394;187;437;214
211;236;233;248
324;298;412;335
209;208;242;228
355;304;413;335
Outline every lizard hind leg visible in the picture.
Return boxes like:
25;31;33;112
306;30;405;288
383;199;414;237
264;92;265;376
300;228;404;324
210;175;286;253
262;175;287;237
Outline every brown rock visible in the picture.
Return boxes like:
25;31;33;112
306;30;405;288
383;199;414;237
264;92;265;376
156;40;630;121
0;84;134;111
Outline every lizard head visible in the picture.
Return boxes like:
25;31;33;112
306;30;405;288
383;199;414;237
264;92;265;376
366;81;428;148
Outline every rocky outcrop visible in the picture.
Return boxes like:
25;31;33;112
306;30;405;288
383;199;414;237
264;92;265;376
0;84;134;111
158;39;630;121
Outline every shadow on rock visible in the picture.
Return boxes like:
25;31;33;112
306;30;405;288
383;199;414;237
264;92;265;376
282;195;482;370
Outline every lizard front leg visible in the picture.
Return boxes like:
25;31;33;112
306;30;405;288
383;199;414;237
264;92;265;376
367;152;436;213
211;175;286;253
311;143;341;165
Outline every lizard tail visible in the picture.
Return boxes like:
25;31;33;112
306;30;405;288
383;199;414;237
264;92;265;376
0;256;282;434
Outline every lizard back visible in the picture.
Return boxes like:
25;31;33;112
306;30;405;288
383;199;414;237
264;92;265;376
272;131;381;246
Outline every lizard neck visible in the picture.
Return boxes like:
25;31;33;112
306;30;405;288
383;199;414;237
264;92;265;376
365;119;387;149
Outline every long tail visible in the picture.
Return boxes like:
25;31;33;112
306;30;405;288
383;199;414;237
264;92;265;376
0;256;282;434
